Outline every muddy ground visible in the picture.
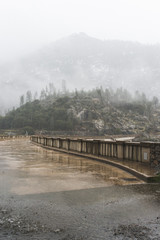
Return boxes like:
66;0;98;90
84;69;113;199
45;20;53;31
1;184;160;239
0;140;160;239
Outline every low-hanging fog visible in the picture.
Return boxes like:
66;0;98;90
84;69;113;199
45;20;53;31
1;0;160;114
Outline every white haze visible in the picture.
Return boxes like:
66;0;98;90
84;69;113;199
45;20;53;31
1;0;160;63
0;0;160;113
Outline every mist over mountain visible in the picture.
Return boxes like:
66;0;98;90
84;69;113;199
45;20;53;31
1;33;160;113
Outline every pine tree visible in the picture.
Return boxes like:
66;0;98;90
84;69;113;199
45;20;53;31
20;95;24;106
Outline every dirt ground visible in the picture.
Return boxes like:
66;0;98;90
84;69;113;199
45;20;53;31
0;140;160;239
0;184;160;239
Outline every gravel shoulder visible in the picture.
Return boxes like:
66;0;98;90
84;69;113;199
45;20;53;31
0;184;160;239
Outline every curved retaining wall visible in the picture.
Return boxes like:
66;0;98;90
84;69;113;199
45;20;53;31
31;136;155;163
30;135;160;182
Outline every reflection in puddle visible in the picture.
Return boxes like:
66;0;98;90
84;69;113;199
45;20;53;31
0;139;143;195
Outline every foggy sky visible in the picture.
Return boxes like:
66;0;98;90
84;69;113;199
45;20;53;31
0;0;160;63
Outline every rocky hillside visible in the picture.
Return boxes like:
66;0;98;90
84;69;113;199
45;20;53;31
0;88;160;140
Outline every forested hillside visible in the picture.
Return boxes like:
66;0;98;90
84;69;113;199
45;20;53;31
1;33;160;113
0;87;160;140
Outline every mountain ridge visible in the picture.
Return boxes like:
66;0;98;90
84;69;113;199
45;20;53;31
0;33;160;113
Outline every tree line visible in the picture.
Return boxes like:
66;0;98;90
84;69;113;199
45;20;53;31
0;83;159;135
19;82;159;107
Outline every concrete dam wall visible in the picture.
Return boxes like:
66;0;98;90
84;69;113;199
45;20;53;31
30;136;160;166
30;136;160;181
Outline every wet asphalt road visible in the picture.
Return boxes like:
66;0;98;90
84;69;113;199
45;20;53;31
0;139;160;239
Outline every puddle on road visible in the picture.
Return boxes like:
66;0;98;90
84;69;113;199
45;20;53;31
0;139;143;195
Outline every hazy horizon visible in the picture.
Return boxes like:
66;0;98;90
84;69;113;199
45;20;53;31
1;0;160;63
1;0;160;113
